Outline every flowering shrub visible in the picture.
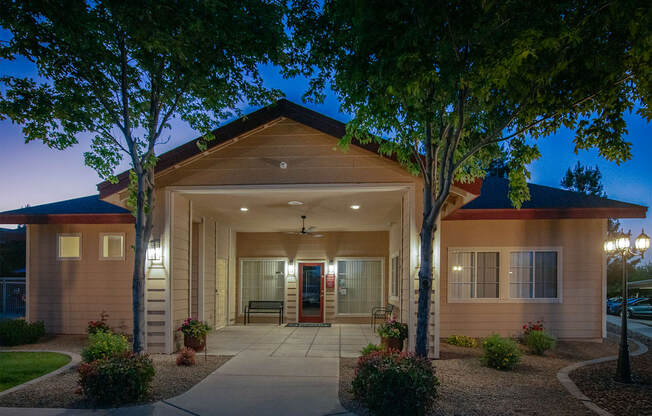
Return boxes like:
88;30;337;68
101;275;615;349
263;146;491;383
176;347;196;366
78;351;155;404
352;349;438;416
376;318;408;340
446;335;478;348
523;330;556;355
81;331;129;363
0;319;45;346
88;311;111;335
522;320;544;336
360;343;383;356
177;318;211;339
481;334;521;370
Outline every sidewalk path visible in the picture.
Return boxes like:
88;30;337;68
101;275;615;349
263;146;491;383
606;315;652;342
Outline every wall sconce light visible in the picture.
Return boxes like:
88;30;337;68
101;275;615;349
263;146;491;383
328;259;335;274
147;239;161;261
288;259;295;276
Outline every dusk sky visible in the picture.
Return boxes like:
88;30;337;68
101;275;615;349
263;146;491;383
1;54;650;261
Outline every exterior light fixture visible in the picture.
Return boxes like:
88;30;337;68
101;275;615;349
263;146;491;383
603;228;650;383
288;201;304;206
350;205;360;210
288;260;295;276
147;239;161;261
452;265;462;272
328;259;335;274
635;229;650;251
240;207;249;212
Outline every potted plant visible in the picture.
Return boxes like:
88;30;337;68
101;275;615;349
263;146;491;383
177;318;211;352
377;318;408;351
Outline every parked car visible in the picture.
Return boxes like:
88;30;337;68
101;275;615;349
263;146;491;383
606;297;622;315
609;297;649;315
625;298;652;319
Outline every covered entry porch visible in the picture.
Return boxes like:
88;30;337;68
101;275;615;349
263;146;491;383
147;184;418;353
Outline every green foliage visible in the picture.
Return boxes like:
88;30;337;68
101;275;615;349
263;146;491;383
523;330;556;355
446;335;478;348
177;318;211;339
360;343;383;356
352;350;438;416
481;334;521;371
376;318;408;340
78;351;155;405
560;162;605;197
0;319;45;346
81;331;130;363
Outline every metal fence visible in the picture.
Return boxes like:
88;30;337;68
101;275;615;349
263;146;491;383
0;277;26;319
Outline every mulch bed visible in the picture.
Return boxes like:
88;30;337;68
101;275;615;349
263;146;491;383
0;352;231;408
570;339;652;416
339;337;622;416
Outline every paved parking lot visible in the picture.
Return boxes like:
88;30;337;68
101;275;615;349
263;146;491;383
206;324;381;358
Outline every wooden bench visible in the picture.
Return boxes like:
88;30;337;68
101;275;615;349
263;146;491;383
245;300;284;325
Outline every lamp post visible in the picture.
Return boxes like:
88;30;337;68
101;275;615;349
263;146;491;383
603;229;650;383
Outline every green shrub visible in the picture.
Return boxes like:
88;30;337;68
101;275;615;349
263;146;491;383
78;351;155;404
81;331;129;363
481;334;521;370
352;350;438;416
360;343;383;356
0;319;45;346
523;330;556;355
446;335;478;348
376;318;408;340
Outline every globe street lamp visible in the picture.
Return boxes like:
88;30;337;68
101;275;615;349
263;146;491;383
603;229;650;383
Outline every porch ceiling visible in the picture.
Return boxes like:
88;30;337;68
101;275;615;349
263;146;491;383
186;188;403;232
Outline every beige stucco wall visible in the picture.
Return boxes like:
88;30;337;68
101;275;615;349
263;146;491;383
27;223;135;334
236;231;390;324
440;218;606;340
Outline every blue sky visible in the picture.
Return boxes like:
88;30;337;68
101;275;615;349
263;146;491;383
1;59;650;259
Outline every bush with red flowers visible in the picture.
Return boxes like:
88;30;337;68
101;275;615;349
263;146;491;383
352;349;438;416
176;346;196;366
522;320;544;336
87;311;111;335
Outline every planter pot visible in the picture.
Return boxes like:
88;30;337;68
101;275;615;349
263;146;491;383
183;334;206;352
381;337;404;351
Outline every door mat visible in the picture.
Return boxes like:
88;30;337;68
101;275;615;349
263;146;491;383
286;323;332;327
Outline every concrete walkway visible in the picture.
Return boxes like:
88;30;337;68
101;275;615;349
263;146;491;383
606;315;652;341
2;325;368;416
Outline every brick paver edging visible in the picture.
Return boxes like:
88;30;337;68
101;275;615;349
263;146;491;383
556;338;648;416
0;349;81;398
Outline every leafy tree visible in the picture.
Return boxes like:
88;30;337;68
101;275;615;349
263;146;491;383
0;0;289;352
291;0;651;356
561;162;606;197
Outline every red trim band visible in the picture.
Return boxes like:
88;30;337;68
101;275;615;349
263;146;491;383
0;213;135;224
444;207;647;220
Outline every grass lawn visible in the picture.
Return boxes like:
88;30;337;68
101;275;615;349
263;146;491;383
0;352;71;392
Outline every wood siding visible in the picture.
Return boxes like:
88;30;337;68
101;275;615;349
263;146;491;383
27;223;134;334
440;218;606;339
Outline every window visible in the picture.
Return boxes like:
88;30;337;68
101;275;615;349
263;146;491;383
337;259;383;314
448;251;499;299
58;234;81;260
240;259;285;313
390;255;400;298
509;251;558;298
100;233;124;260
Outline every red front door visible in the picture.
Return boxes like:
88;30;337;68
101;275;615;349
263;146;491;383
299;263;324;323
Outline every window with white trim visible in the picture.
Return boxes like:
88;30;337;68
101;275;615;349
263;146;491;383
509;251;558;298
448;251;499;299
390;255;400;297
100;233;124;260
337;259;383;314
58;234;81;260
240;259;285;313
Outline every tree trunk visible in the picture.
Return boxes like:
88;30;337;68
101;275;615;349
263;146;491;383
132;171;154;353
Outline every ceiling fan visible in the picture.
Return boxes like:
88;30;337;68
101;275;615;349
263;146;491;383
287;215;323;237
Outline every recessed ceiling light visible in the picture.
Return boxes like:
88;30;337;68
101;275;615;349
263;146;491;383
350;205;360;210
288;201;304;206
240;207;249;212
